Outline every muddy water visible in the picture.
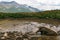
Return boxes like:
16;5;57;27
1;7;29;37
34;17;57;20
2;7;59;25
0;19;60;40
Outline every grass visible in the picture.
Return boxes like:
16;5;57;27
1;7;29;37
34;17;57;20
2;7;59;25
0;10;60;19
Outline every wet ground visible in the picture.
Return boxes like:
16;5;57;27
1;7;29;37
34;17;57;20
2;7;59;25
0;32;59;40
0;18;60;40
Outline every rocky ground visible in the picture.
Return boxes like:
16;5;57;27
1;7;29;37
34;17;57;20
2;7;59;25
0;31;31;40
0;31;57;40
0;19;60;40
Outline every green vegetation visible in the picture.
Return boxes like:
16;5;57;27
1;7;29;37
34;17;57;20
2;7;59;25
0;10;60;19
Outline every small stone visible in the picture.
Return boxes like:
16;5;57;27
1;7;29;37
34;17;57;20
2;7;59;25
1;37;5;39
4;32;8;37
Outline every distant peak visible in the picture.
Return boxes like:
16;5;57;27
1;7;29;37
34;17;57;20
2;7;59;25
0;1;17;3
10;1;17;3
0;1;18;5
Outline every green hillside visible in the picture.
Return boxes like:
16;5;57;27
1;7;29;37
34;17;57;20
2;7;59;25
0;10;60;19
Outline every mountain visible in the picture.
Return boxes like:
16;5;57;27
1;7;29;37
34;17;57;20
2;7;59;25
0;1;40;13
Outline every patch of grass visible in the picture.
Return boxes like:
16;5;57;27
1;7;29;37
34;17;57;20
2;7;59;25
0;10;60;19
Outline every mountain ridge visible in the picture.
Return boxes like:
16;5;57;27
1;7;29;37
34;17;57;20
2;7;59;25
0;1;40;13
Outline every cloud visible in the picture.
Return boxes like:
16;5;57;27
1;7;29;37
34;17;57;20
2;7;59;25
0;0;13;2
31;0;60;10
37;0;60;6
0;0;60;10
0;0;60;6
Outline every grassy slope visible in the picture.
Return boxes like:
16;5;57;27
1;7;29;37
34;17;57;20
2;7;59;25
0;10;60;19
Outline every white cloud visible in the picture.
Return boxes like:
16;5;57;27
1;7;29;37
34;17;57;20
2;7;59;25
14;0;60;10
0;0;60;5
0;0;60;10
37;0;60;6
0;0;13;2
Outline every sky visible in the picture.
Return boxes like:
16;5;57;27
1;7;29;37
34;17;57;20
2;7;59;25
0;0;60;10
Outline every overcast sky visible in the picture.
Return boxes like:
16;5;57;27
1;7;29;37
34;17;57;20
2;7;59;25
0;0;60;10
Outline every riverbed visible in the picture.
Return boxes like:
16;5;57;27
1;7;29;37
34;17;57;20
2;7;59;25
0;18;60;40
